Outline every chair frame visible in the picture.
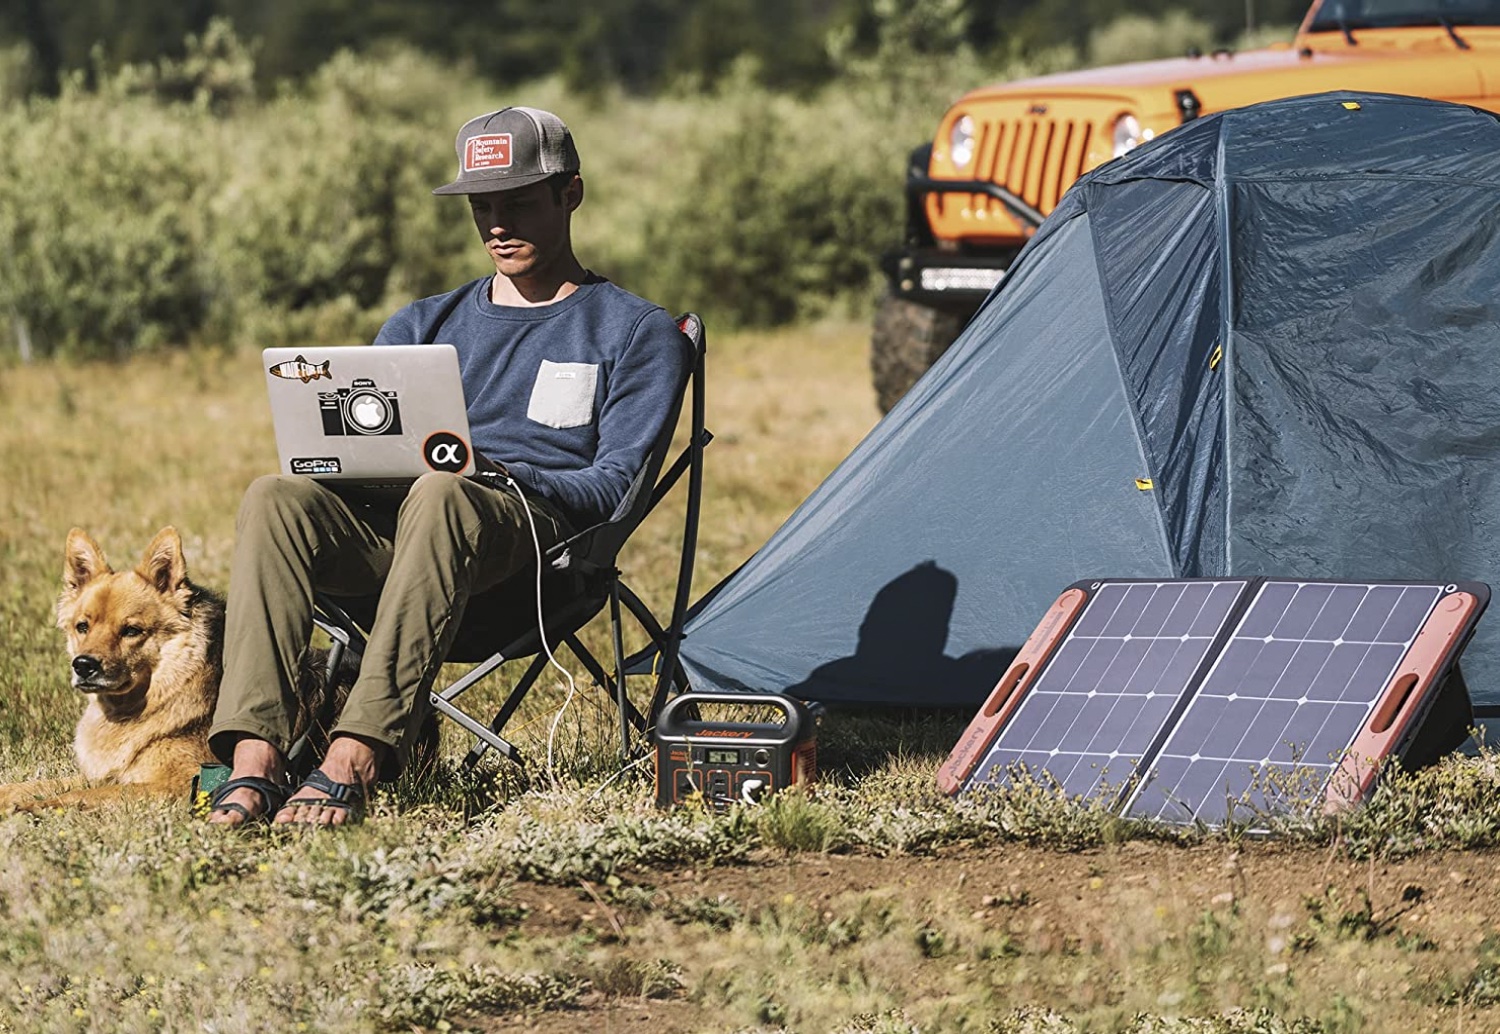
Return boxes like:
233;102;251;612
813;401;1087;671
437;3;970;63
306;313;709;769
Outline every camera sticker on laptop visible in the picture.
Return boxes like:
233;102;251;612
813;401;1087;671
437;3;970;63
318;378;403;436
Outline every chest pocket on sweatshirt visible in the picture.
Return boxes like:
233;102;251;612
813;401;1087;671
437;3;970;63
527;360;599;430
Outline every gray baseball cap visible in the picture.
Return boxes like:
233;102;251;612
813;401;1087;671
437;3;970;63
432;106;581;196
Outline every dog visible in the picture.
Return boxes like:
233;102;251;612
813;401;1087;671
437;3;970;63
0;527;437;814
0;527;222;811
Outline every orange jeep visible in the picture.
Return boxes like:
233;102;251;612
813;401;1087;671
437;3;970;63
873;0;1500;410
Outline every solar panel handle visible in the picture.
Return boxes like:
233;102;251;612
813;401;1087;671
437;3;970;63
937;587;1088;795
1325;589;1483;811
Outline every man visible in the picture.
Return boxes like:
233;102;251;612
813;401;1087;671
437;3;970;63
206;107;692;826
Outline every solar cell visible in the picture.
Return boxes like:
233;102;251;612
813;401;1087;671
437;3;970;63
953;579;1247;799
941;577;1488;828
1124;580;1444;826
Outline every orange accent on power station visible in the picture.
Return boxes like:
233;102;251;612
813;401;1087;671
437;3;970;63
937;587;1089;794
1325;591;1480;811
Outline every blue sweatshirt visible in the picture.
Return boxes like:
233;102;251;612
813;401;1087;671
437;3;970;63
374;276;691;528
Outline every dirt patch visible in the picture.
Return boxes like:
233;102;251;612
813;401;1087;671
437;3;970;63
488;840;1500;1032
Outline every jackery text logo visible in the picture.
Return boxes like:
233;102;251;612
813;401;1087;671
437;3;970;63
465;134;512;172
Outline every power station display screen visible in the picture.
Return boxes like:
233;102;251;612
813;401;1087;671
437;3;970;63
705;749;740;765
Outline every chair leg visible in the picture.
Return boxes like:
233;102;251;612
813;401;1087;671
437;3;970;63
431;693;523;767
609;576;630;761
563;634;649;743
294;613;367;776
432;651;550;769
618;583;691;723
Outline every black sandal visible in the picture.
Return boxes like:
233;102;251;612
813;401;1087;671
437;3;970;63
278;768;368;824
207;776;290;826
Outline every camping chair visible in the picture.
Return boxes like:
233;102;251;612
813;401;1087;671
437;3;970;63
304;312;709;770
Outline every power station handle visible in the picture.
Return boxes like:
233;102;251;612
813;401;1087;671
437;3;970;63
656;691;807;741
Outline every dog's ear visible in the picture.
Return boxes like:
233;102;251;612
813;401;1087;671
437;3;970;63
62;528;111;594
138;526;188;595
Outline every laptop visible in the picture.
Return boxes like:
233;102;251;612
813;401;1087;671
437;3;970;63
263;344;478;488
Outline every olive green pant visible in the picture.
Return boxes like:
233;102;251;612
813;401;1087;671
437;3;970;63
209;472;567;777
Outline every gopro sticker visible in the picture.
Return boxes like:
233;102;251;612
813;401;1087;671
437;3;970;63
291;457;342;475
465;134;512;172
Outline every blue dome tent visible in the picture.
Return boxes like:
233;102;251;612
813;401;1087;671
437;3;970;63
678;92;1500;713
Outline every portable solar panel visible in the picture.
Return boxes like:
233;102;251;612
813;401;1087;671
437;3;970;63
938;578;1488;827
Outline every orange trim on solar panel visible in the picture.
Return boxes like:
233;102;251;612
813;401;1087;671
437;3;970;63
1325;589;1480;811
937;587;1088;795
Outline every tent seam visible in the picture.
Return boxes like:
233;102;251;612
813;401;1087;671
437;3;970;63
1216;115;1235;576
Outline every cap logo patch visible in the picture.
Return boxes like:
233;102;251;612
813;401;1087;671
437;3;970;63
464;134;512;172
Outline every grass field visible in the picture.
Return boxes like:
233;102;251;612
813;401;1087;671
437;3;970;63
2;325;1500;1033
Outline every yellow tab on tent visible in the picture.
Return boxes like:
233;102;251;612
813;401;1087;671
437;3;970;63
1342;101;1361;110
1209;344;1223;370
1136;478;1155;491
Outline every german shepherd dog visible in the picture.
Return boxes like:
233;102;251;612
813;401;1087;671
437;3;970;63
0;527;436;813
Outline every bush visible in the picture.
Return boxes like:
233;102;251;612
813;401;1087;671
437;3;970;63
110;18;257;113
1088;10;1216;66
625;77;925;328
0;13;1102;353
0;39;485;358
0;86;213;359
202;48;478;347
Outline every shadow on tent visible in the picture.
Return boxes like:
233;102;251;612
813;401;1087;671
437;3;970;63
786;561;1011;775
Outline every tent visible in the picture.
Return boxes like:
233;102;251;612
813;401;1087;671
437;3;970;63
678;91;1500;710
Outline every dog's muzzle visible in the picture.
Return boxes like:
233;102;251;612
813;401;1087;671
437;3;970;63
71;654;105;689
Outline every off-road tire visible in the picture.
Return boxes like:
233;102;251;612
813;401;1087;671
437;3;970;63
870;292;971;413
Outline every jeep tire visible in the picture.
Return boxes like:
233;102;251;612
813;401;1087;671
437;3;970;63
870;292;971;413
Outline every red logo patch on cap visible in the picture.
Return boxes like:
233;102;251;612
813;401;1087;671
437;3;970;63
464;134;512;172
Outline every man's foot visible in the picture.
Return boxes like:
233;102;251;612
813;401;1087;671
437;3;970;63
274;735;381;827
206;738;286;827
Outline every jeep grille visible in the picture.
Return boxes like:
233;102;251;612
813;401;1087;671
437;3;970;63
970;115;1094;216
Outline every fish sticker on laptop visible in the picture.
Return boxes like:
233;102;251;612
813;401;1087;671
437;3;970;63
268;355;332;383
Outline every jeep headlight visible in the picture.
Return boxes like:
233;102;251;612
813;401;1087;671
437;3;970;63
949;114;976;170
1112;113;1144;158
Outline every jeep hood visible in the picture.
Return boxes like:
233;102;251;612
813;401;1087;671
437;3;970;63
964;41;1487;113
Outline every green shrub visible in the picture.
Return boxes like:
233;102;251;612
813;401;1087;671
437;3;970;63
110;18;257;113
203;48;476;347
0;15;1109;352
0;87;213;358
1088;10;1216;66
754;786;849;852
631;83;905;328
0;39;484;358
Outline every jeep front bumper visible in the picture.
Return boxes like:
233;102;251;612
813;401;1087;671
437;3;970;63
880;247;1017;307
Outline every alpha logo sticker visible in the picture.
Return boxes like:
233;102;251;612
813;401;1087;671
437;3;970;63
465;134;512;172
423;431;470;473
